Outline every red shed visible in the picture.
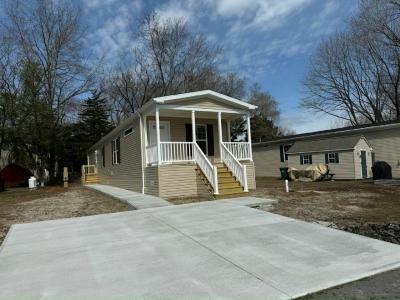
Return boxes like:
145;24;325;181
0;164;32;188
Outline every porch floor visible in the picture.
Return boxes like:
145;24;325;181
85;184;172;209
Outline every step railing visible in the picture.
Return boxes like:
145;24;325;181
193;143;219;194
222;142;251;160
220;143;248;192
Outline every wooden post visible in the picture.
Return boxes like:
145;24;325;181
63;167;68;188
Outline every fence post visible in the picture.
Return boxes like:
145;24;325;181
243;165;248;192
213;165;219;195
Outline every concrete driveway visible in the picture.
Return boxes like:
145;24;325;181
1;198;400;299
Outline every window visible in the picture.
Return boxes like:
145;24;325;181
112;137;121;165
300;154;312;165
325;152;339;164
196;125;208;155
280;144;292;162
124;127;134;137
101;146;105;168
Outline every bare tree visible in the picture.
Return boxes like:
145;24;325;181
302;0;400;125
1;0;93;179
102;13;240;124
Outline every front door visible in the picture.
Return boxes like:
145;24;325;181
360;150;368;178
149;120;171;145
185;123;214;156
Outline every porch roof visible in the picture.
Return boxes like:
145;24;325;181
152;90;257;111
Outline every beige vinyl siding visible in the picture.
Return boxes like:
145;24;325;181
288;151;356;179
144;166;158;196
353;138;373;179
253;144;288;177
158;163;211;199
242;161;256;189
89;118;143;192
364;128;400;178
173;98;239;111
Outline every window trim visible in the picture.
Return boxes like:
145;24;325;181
301;154;312;165
124;127;134;137
325;152;339;164
112;137;121;165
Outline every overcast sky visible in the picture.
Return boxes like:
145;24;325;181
80;0;358;133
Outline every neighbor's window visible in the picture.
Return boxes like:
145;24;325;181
280;144;292;162
326;152;339;164
112;137;121;165
300;154;312;165
124;127;133;137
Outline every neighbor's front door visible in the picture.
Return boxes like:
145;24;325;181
149;120;171;145
360;150;368;178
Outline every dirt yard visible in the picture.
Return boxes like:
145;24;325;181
252;177;400;244
0;185;131;245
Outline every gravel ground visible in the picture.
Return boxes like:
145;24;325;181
0;185;131;245
252;177;400;299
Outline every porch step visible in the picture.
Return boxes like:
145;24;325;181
195;162;248;199
82;175;100;184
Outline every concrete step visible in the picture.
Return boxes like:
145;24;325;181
214;191;248;199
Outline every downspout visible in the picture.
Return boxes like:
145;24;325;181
139;113;145;194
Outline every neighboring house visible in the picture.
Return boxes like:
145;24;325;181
286;135;373;179
86;90;257;199
253;120;400;179
0;163;33;188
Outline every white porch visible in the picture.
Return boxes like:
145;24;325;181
142;99;254;195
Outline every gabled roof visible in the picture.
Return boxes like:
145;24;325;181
253;119;400;147
153;90;257;110
286;135;368;154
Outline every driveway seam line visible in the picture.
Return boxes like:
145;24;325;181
146;212;292;298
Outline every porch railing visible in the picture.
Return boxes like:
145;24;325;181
81;165;97;175
145;142;219;194
220;143;248;192
160;142;194;162
223;142;251;160
193;143;219;194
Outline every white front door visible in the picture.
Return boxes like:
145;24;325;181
149;120;171;145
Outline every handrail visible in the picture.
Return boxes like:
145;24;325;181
193;143;219;194
223;142;251;161
220;143;248;192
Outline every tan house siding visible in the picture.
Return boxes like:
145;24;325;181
364;128;400;178
288;151;356;179
253;144;288;177
144;166;159;196
158;163;211;199
173;98;239;111
242;161;256;189
89;118;143;192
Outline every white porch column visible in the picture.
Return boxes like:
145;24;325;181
191;110;196;144
143;114;148;165
155;105;161;164
218;112;222;157
247;113;252;161
227;120;231;142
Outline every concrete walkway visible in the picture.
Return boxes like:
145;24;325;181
1;200;400;299
86;184;172;209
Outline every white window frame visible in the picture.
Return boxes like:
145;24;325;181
124;127;134;137
328;152;337;164
112;138;120;165
196;124;208;155
302;154;312;164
